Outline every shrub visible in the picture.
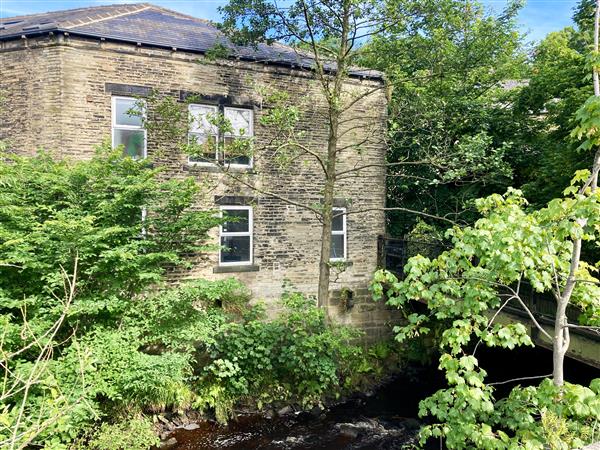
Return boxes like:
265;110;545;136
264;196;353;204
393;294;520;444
0;146;223;332
196;293;364;423
0;149;393;446
0;149;226;448
123;278;250;351
80;416;159;450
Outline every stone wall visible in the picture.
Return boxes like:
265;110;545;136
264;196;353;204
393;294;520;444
0;34;400;339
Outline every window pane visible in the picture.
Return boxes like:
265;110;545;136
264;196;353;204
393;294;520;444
113;129;145;158
115;98;143;127
332;211;344;231
189;105;218;134
221;235;251;263
224;155;251;166
223;136;252;166
224;108;252;136
188;133;217;163
331;234;345;259
222;209;249;233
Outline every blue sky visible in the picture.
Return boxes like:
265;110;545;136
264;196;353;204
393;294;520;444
0;0;578;43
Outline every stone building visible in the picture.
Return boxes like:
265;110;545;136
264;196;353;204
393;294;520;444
0;3;400;339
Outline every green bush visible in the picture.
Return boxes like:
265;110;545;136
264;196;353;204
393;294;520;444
0;149;395;447
0;146;223;333
123;278;250;352
196;293;364;423
0;148;227;448
80;416;159;450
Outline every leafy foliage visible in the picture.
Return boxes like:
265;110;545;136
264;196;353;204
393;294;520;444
196;292;366;423
362;0;525;236
372;180;600;448
513;0;595;207
141;91;254;165
0;146;222;328
0;148;377;448
0;149;227;448
77;416;159;450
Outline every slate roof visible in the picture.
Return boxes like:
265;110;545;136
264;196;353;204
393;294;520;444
0;3;381;80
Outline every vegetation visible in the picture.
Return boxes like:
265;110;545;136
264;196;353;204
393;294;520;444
363;0;526;236
371;1;600;444
514;0;595;207
218;0;403;305
2;0;600;448
197;292;373;423
373;180;600;447
0;149;376;449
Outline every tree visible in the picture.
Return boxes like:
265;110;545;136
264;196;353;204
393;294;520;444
0;261;86;450
373;167;600;448
514;0;595;208
216;0;395;305
371;2;600;446
362;0;526;236
0;146;371;446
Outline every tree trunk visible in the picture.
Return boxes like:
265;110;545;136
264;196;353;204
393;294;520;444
317;117;339;308
552;0;600;388
552;297;571;387
315;0;350;308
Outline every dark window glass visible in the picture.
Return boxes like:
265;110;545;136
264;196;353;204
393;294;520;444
222;209;249;233
331;234;345;259
221;236;251;263
332;211;344;231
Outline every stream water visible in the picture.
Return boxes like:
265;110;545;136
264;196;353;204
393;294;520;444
169;365;444;450
169;347;598;450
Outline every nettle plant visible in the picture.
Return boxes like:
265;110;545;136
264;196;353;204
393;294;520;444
195;292;364;424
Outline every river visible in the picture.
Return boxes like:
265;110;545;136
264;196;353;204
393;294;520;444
169;365;443;450
167;346;598;450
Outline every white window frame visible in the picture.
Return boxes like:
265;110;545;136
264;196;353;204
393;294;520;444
223;106;254;169
187;103;219;166
111;96;147;159
219;205;253;266
330;207;347;262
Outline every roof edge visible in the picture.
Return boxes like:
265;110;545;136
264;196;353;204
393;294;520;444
0;29;384;81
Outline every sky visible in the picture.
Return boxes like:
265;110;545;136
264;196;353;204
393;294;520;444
0;0;579;43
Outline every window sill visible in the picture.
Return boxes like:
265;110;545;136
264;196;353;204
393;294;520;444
213;264;260;273
184;163;256;174
329;260;353;266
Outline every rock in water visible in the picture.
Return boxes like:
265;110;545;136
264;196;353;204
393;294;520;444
336;424;359;439
159;437;178;450
277;405;294;416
